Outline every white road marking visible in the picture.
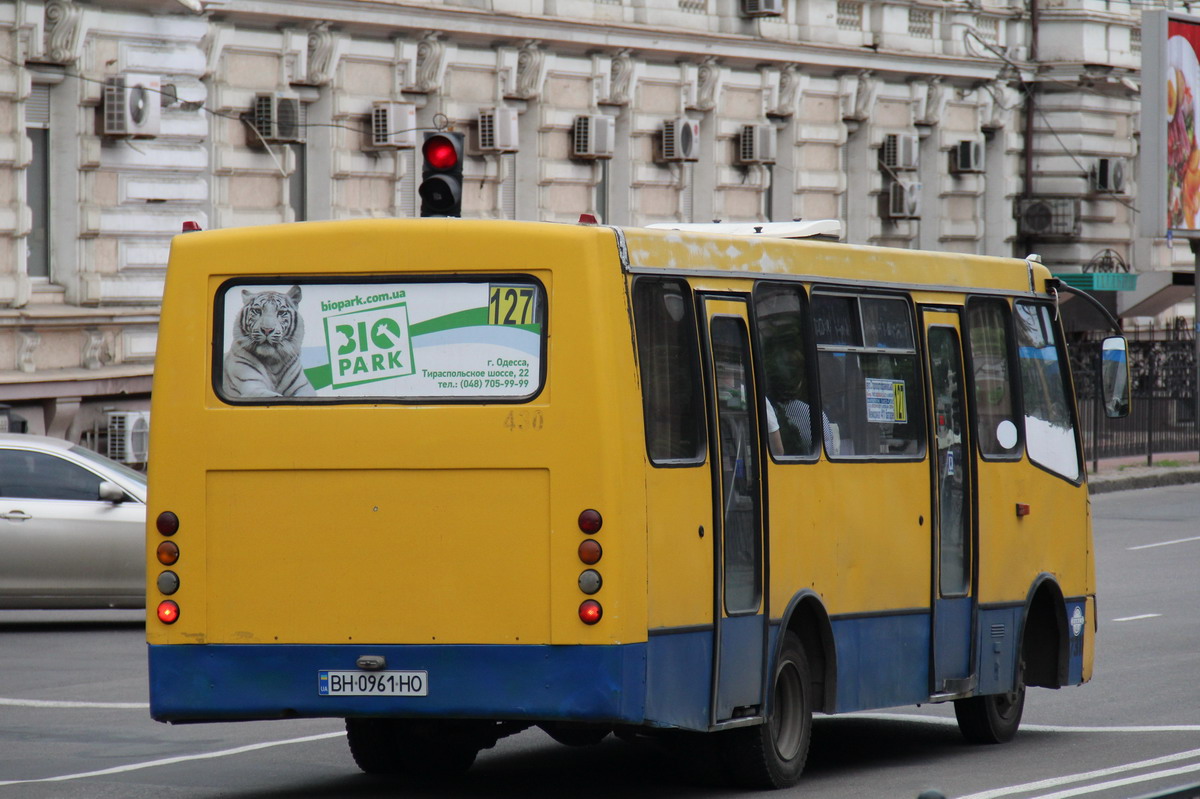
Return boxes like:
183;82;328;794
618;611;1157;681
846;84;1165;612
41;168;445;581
0;697;149;709
1032;762;1200;799
0;731;346;786
1112;613;1163;622
953;747;1200;799
847;713;1200;733
1128;535;1200;550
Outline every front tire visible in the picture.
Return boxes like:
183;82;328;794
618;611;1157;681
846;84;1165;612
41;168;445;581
720;632;813;789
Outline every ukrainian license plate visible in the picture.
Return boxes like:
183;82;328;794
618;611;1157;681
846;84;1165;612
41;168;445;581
318;670;428;696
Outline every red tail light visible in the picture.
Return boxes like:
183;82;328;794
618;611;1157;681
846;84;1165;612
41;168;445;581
578;509;602;534
156;511;179;536
157;601;180;624
579;600;602;625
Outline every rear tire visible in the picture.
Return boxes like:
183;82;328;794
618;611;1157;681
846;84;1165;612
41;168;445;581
345;718;480;776
720;632;813;789
953;679;1026;744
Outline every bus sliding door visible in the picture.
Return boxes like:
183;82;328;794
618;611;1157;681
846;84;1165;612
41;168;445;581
701;296;768;723
923;310;977;695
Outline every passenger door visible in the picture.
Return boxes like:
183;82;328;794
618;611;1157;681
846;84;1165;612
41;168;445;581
701;296;768;723
923;311;976;695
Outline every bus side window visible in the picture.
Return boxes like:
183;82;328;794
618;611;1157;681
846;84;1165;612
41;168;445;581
633;278;706;464
1014;301;1080;481
813;293;924;459
753;283;819;459
966;299;1021;459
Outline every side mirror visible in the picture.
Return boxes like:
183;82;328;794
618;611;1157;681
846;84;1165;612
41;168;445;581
99;481;127;504
1101;336;1130;419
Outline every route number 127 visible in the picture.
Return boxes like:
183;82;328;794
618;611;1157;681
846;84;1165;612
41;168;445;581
489;285;536;326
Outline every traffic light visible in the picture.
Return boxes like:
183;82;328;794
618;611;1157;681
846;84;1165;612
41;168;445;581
419;131;464;217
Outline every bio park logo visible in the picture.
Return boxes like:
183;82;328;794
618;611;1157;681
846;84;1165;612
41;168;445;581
320;294;413;389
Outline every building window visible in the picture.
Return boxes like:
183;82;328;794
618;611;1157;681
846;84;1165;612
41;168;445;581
26;84;50;280
288;142;307;222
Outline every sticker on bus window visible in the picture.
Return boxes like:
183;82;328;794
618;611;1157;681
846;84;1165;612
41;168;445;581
865;378;908;424
217;281;543;401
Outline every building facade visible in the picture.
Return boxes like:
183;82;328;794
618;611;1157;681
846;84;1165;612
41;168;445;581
0;0;1173;454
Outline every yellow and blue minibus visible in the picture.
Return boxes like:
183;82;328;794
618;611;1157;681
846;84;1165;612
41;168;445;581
147;218;1128;788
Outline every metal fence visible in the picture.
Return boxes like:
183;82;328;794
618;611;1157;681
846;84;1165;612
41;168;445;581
1069;321;1199;470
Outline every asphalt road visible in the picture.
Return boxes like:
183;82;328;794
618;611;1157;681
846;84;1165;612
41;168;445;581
1;483;1197;798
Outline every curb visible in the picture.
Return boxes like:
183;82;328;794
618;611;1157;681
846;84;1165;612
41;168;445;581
1087;466;1200;494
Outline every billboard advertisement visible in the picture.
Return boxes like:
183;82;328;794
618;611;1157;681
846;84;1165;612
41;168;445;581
1143;11;1200;238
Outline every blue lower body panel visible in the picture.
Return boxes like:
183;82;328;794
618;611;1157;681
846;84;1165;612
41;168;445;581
831;612;930;712
149;643;647;724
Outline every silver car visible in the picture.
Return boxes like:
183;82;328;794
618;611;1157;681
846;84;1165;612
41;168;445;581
0;433;146;609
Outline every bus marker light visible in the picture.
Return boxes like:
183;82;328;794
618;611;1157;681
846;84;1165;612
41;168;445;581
157;570;180;595
578;509;603;534
578;569;603;595
157;540;180;566
578;538;602;564
1016;503;1031;517
579;600;602;625
157;601;180;624
156;511;179;536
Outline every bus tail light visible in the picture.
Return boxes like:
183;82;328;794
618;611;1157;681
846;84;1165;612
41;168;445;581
579;600;602;625
578;538;602;564
578;509;602;534
157;601;180;624
157;540;180;566
156;511;179;536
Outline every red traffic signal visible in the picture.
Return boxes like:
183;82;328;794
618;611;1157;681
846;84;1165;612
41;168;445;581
420;131;464;217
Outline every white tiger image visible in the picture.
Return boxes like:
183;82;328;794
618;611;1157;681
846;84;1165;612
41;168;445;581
222;286;316;398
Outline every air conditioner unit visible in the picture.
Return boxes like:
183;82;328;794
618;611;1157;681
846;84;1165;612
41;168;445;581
103;74;161;138
736;124;777;165
881;132;919;171
1016;197;1080;237
741;0;784;17
478;106;520;152
1090;157;1126;194
661;117;701;162
888;180;922;219
572;115;615;159
951;140;984;174
107;411;150;465
369;102;417;149
250;93;304;144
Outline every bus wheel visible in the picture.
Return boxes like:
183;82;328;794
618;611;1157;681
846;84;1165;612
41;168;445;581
345;718;480;776
720;632;812;789
953;679;1026;744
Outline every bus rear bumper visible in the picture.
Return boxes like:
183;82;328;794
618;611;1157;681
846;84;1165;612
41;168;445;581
148;643;647;724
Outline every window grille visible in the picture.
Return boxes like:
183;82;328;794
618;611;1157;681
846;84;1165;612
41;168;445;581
909;8;934;38
976;16;999;44
837;0;863;30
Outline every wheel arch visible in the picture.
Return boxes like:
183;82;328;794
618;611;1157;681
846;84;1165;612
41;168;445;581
1019;574;1069;689
776;591;837;713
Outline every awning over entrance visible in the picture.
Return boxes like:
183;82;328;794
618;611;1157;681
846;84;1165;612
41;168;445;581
1116;270;1195;319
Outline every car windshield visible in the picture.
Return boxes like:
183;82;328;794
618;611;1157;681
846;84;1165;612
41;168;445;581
69;445;148;486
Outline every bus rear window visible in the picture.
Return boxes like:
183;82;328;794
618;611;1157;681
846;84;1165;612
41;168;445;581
215;279;545;403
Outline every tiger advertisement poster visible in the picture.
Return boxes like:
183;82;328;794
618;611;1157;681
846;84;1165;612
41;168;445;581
217;280;544;401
